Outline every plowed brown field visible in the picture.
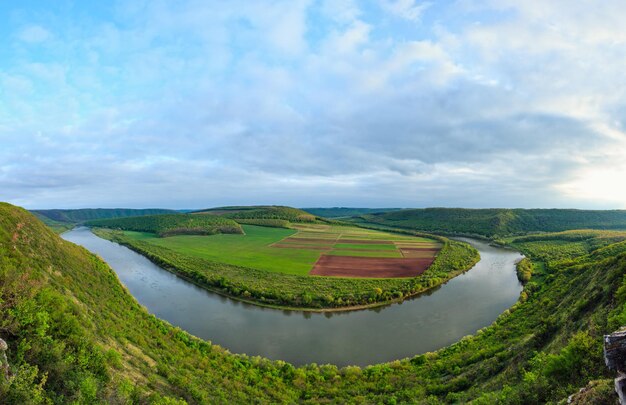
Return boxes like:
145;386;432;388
310;255;435;278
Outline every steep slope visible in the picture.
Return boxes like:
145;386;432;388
0;203;298;403
2;202;626;404
359;208;626;237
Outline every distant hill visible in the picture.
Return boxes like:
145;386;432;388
357;208;626;237
302;207;401;218
32;208;176;223
193;205;317;222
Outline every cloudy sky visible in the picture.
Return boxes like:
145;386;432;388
2;1;626;209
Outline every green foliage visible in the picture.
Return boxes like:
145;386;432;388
233;218;291;228
32;208;175;223
359;208;626;237
86;214;243;237
195;206;317;222
516;258;533;283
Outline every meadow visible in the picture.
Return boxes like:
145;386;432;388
123;225;316;275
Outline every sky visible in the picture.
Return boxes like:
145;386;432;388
2;0;626;209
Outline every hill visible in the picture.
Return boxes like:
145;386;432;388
193;206;316;223
2;202;626;403
32;208;176;223
357;208;626;237
85;214;243;237
31;212;75;234
302;207;401;218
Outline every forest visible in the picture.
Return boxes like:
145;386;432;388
85;214;243;237
357;207;626;237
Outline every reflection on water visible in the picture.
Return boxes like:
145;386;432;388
63;228;523;367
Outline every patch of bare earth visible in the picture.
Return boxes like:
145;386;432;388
310;255;435;278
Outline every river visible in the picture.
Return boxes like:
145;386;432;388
63;228;523;367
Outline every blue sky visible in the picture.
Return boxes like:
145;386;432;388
2;1;626;209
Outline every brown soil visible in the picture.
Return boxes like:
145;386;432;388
310;255;435;278
400;250;438;258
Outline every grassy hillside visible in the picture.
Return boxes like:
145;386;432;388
3;202;626;403
32;208;175;223
86;214;243;237
302;207;401;218
358;208;626;237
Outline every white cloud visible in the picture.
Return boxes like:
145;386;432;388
16;25;52;43
380;0;432;21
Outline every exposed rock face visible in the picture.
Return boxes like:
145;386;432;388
0;338;8;381
604;330;626;404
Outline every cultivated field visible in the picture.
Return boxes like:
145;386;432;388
121;223;442;278
276;224;442;277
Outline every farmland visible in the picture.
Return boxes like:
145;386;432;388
114;223;442;277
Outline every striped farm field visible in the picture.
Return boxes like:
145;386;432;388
272;224;442;277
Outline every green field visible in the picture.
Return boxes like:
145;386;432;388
122;223;442;275
126;225;318;275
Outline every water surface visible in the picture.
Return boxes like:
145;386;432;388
63;228;522;367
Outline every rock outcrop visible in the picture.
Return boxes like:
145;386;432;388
0;338;9;381
604;329;626;404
